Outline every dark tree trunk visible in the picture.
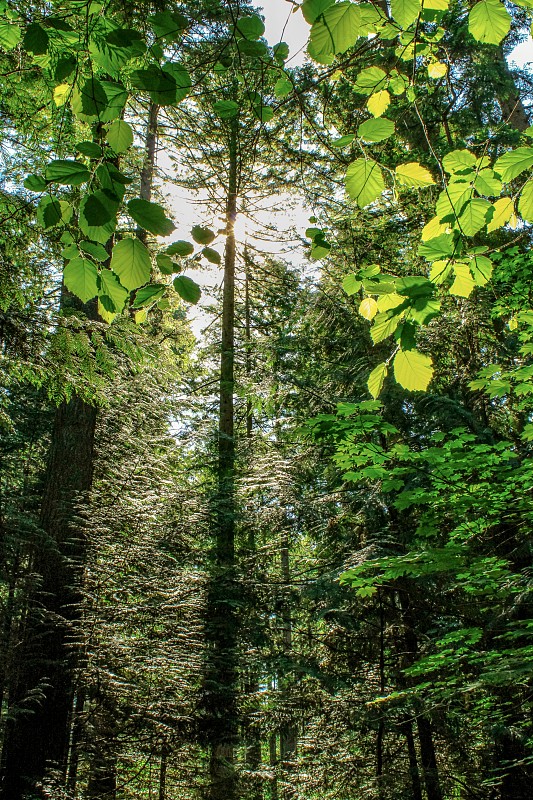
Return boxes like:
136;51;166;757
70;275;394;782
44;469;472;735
400;720;423;800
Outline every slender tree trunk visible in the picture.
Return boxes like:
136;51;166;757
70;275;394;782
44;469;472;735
269;732;278;800
416;715;443;800
400;720;423;800
158;747;168;800
206;117;239;800
137;101;160;244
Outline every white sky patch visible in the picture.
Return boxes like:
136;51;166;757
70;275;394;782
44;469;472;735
261;0;309;66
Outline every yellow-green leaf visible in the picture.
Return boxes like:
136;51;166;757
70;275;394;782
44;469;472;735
518;179;533;222
450;263;476;297
368;362;388;398
54;83;71;106
367;89;390;117
393;349;433;391
358;117;395;142
428;61;447;79
346;158;385;206
359;297;378;320
391;0;421;28
487;197;514;231
495;146;533;182
396;162;435;188
468;0;511;44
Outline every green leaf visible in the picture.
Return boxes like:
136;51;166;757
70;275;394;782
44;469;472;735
301;0;335;24
273;42;289;63
358;117;395;143
418;234;458;261
367;90;390;117
149;11;188;39
396;162;435;187
23;23;49;54
99;269;129;313
156;254;174;274
202;247;221;265
24;174;47;192
331;134;355;148
253;105;274;122
236;14;265;40
391;0;421;28
474;169;502;196
99;81;128;122
132;283;166;308
131;66;181;105
167;240;194;256
110;238;151;291
368;362;388;398
173;275;201;304
342;274;362;295
371;312;403;343
0;21;21;50
442;149;476;174
450;263;476;297
213;100;240;119
76;141;102;158
495;147;533;182
63;258;99;303
192;225;216;245
359;297;378;319
458;198;491;236
346;159;385;206
518;179;533;222
79;191;118;244
487;197;514;231
393;349;433;391
37;197;72;229
72;78;109;121
107;120;133;154
80;241;109;262
468;0;510;44
45;160;90;186
274;77;292;98
128;199;175;237
354;66;388;95
470;254;493;285
308;1;361;63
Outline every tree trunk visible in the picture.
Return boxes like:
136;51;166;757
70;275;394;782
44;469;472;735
400;720;423;800
495;48;530;131
206;117;239;800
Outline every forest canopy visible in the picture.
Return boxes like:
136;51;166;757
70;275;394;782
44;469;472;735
1;0;533;799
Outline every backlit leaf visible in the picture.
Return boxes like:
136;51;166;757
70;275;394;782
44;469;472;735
394;349;433;391
469;0;510;44
308;1;361;63
495;147;533;182
128;199;175;237
359;297;378;320
45;160;90;186
486;197;514;231
63;257;99;303
396;162;435;187
368;362;388;398
107;119;133;153
173;275;201;304
110;237;151;291
367;90;390;117
346;158;385;206
391;0;421;28
358;117;395;142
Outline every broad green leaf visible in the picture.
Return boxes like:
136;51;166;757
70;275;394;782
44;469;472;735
422;216;449;241
487;197;514;231
0;21;21;50
371;311;403;343
191;225;215;245
76;141;102;158
253;105;274;123
474;169;502;196
72;78;109;121
450;263;476;297
99;81;128;122
359;297;378;319
367;90;390;117
156;254;175;274
37;196;72;229
149;11;188;39
331;134;355;148
428;61;447;78
202;247;221;265
99;269;128;313
354;66;387;95
55;56;76;81
470;254;493;285
45;160;90;186
518;179;533;222
368;362;388;398
346;158;385;206
393;349;433;391
301;0;335;24
24;23;48;55
436;182;472;222
391;0;421;28
274;77;292;98
429;259;452;284
63;257;99;303
495;147;533;182
396;162;435;187
236;14;265;40
308;2;361;63
79;191;118;243
167;240;194;256
128;199;175;237
418;233;458;261
107;120;133;153
388;70;409;95
457;198;491;235
132;283;166;308
53;83;71;106
342;274;362;295
273;42;290;63
173;275;201;304
110;238;151;291
131;66;179;105
24;174;47;192
80;241;109;261
442;149;476;174
468;0;510;44
358;117;395;142
214;100;240;119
